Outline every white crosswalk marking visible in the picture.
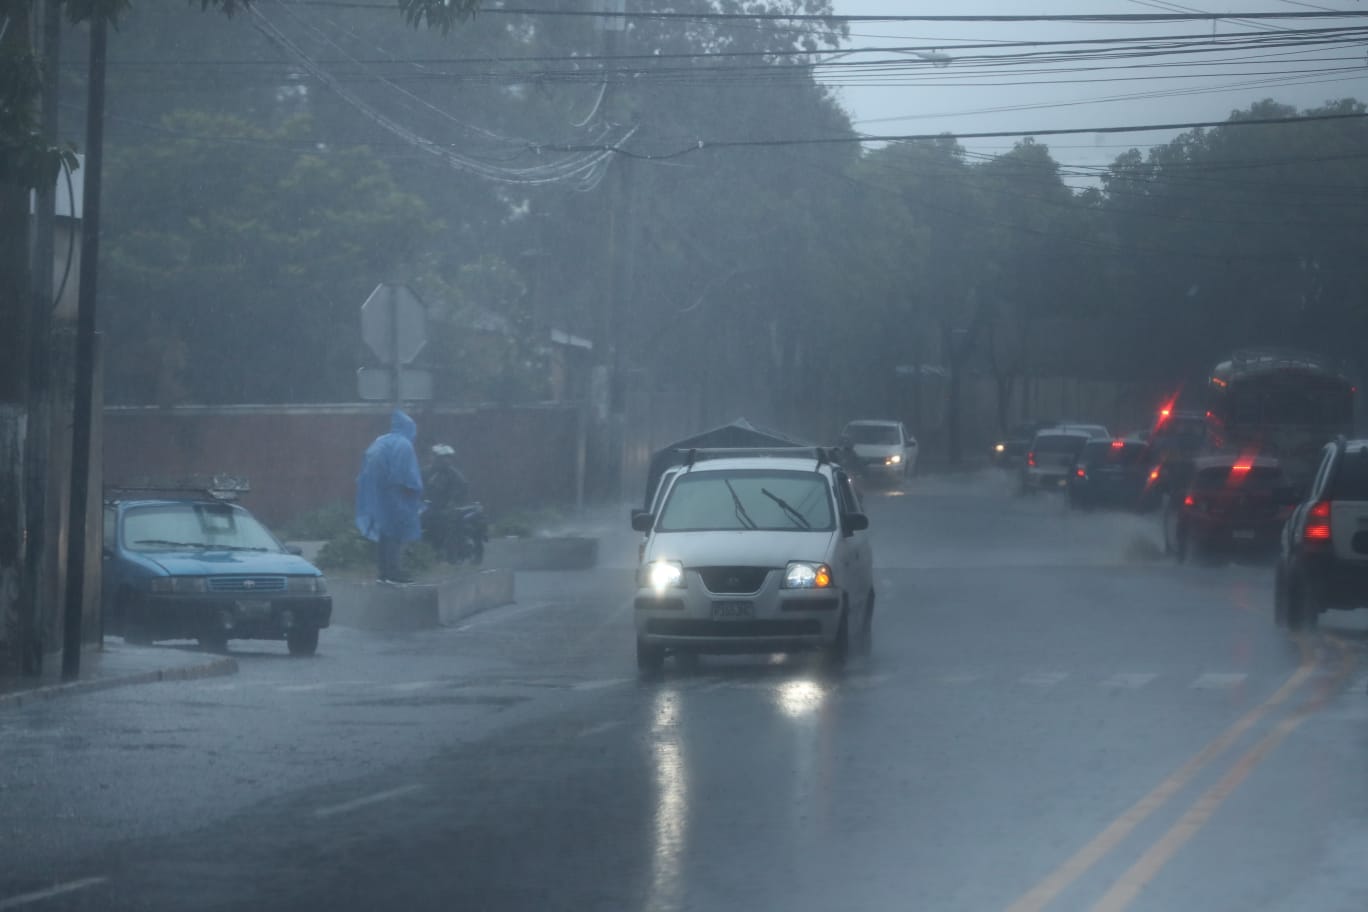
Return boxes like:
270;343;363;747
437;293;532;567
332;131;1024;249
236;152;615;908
1190;672;1248;690
1100;673;1158;690
571;677;630;691
1019;672;1069;688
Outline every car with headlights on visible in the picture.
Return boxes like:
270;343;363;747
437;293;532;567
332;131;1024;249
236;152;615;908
630;448;874;672
839;419;917;482
102;483;332;655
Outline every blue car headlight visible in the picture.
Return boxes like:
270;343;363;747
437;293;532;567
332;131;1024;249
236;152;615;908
287;576;327;594
149;577;207;594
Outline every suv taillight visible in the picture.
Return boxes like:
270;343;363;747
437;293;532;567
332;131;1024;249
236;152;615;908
1183;494;1195;507
1027;452;1036;467
1305;501;1332;542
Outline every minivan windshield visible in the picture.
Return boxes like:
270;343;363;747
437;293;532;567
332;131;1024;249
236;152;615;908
657;470;835;532
845;424;900;445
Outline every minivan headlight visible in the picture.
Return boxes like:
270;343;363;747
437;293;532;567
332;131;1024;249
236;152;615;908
643;560;684;593
885;454;903;465
783;562;832;589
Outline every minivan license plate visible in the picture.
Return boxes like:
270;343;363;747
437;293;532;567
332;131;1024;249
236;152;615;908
711;601;754;620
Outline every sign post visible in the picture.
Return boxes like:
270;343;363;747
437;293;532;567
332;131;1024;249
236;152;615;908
359;283;431;405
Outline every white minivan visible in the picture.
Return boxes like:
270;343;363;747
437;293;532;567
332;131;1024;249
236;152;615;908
630;449;875;672
840;419;918;480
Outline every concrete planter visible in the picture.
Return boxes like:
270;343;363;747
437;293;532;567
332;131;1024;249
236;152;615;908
329;568;514;632
483;536;598;571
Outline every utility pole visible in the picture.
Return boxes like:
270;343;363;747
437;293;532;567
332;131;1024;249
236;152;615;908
0;1;34;405
63;13;108;680
20;0;63;676
596;0;629;410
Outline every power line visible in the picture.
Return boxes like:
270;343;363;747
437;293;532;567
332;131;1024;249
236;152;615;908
552;110;1368;160
278;3;1368;24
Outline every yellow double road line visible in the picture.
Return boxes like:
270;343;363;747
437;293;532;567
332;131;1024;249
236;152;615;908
1007;637;1355;912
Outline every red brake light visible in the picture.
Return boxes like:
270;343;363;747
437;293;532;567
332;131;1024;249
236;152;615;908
1027;452;1036;467
1076;467;1086;478
1231;463;1252;474
1183;494;1195;507
1111;439;1125;449
1149;468;1160;482
1305;501;1332;541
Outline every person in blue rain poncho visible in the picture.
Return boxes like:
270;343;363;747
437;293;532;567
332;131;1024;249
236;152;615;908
356;410;424;582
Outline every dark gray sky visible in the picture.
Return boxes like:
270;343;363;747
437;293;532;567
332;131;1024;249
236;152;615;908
827;1;1368;186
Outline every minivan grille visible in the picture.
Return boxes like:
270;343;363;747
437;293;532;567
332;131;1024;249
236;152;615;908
696;567;770;594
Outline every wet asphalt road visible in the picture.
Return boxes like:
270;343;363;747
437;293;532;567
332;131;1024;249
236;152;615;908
4;472;1368;911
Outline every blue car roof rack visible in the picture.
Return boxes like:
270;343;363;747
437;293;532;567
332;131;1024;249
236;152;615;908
105;474;251;503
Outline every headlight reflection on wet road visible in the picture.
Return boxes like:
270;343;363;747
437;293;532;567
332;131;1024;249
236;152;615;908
647;688;687;912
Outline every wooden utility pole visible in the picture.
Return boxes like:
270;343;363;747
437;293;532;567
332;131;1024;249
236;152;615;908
62;13;107;680
19;0;63;676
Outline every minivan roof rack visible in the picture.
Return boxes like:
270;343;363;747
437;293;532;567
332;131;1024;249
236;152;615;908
678;446;834;470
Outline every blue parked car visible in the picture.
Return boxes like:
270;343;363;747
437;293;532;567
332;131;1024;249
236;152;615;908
102;484;331;655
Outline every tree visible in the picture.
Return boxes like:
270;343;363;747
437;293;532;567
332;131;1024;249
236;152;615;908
100;112;436;403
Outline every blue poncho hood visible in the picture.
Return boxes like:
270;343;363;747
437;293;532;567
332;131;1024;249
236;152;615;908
355;410;424;542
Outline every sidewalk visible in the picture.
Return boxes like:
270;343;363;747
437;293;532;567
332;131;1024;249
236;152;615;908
0;641;238;708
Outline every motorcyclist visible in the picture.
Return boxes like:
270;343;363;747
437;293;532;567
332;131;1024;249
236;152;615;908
425;444;470;510
423;444;481;563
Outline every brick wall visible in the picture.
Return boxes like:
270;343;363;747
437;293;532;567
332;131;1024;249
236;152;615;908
103;403;581;528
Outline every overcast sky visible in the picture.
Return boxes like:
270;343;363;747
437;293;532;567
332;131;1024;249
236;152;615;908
825;1;1368;186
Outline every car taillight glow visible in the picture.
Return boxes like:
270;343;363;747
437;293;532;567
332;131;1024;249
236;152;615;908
1027;452;1036;467
1111;439;1125;449
1231;463;1252;474
1183;494;1195;507
1076;467;1086;478
1305;501;1332;541
1149;468;1160;482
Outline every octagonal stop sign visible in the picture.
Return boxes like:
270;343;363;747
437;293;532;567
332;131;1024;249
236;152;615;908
361;283;426;365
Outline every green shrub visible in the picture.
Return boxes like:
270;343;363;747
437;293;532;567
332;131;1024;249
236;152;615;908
280;501;354;542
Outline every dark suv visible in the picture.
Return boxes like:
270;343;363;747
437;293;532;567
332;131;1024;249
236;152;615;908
1274;438;1368;630
1068;439;1151;511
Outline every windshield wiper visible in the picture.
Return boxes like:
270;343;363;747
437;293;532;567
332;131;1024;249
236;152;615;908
133;539;270;552
761;488;811;529
724;479;757;530
133;539;203;549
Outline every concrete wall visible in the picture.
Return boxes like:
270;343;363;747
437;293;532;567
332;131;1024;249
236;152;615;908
103;402;581;528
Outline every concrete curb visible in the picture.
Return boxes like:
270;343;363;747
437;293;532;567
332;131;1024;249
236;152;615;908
0;656;239;709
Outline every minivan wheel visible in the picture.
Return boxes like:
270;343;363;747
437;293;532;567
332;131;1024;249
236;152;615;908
855;594;874;658
824;610;850;669
636;637;665;674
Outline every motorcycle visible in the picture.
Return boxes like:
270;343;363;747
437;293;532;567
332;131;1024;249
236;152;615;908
423;501;488;565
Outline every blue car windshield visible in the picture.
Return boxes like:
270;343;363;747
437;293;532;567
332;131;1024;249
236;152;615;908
123;503;282;552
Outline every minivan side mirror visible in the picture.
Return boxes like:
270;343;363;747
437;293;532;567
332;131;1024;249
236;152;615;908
630;510;654;533
843;512;870;534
